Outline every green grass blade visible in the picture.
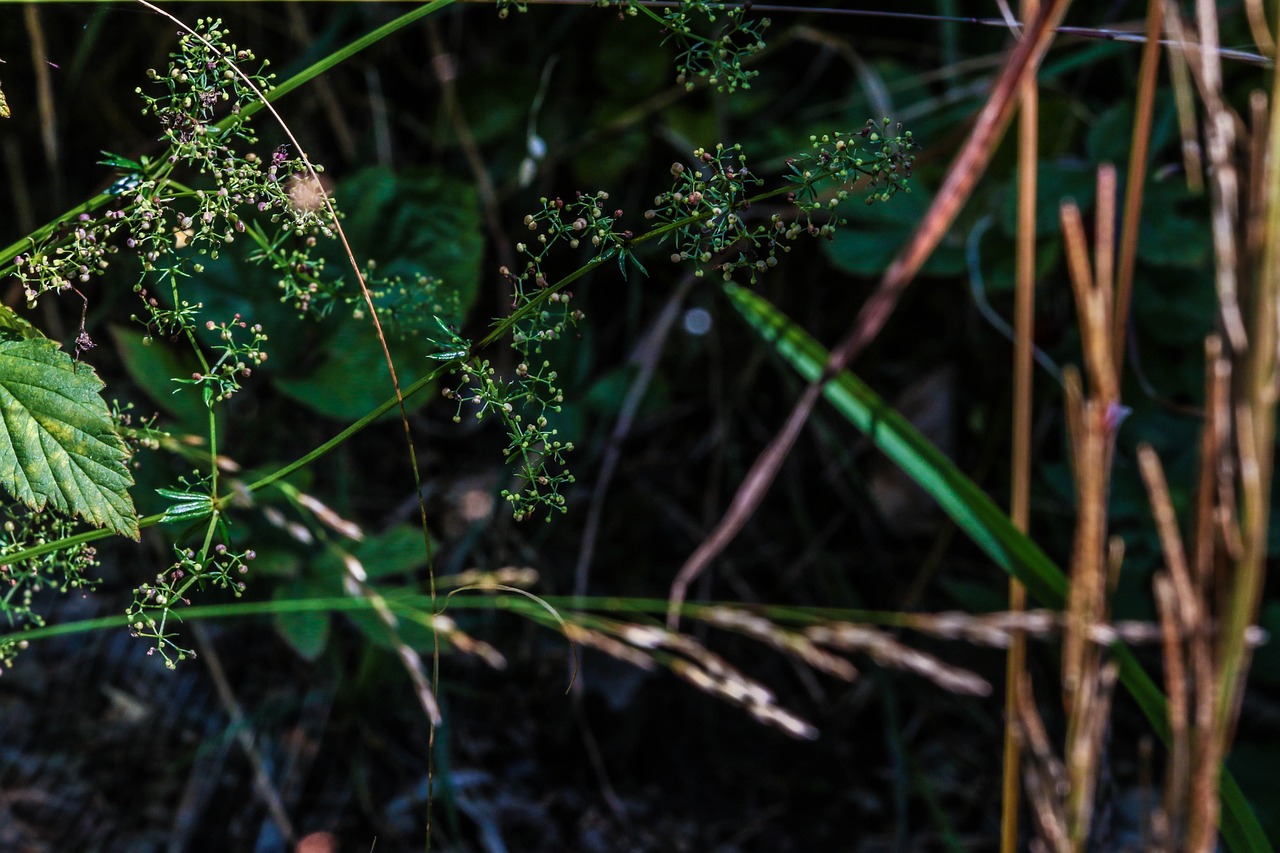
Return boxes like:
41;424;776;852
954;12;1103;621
229;0;461;125
724;282;1272;852
725;282;1066;606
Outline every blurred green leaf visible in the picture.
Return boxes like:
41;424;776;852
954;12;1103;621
827;188;966;277
1137;181;1213;269
111;325;208;430
330;166;483;329
270;166;483;420
273;580;331;661
314;524;432;581
1086;92;1178;166
999;160;1096;237
273;314;432;421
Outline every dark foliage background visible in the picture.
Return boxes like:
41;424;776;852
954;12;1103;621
1;2;1278;850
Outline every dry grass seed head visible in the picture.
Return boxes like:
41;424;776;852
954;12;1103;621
805;622;990;695
698;607;857;681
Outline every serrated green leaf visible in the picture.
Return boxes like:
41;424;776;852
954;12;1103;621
155;488;214;523
162;507;211;523
0;339;137;538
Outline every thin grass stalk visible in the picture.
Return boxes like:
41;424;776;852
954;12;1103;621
1193;337;1223;595
1244;0;1275;57
1094;165;1116;311
1014;677;1070;851
1069;660;1119;850
1163;2;1206;192
1153;573;1190;846
1139;443;1198;846
1189;675;1224;850
1107;534;1125;594
1063;397;1110;849
1113;0;1166;373
1187;597;1219;851
1002;0;1040;844
1189;1;1249;353
1139;446;1197;630
1188;339;1230;851
1246;93;1270;279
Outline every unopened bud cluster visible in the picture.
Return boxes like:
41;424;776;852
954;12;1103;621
177;314;270;404
659;0;769;93
441;352;577;522
492;2;767;94
127;541;257;668
643;124;915;284
0;504;101;660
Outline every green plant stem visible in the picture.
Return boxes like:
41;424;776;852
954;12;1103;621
0;593;929;644
242;371;441;495
229;0;460;126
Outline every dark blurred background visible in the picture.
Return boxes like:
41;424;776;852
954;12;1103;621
0;2;1277;850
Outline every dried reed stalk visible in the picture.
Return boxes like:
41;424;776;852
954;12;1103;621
1112;0;1166;372
1062;172;1125;849
1004;0;1041;845
1126;5;1277;845
1013;165;1127;852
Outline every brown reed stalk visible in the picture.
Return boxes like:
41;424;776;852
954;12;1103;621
1112;0;1165;373
1153;573;1189;848
1003;0;1040;845
1137;358;1225;851
1220;10;1280;745
1183;335;1231;851
1061;170;1128;851
1244;0;1275;57
1138;445;1195;845
1121;5;1280;846
1176;4;1277;847
1011;170;1127;852
1014;676;1070;851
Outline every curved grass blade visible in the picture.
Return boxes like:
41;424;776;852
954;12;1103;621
724;282;1271;853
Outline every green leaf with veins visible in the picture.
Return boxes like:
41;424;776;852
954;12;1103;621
0;339;138;538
